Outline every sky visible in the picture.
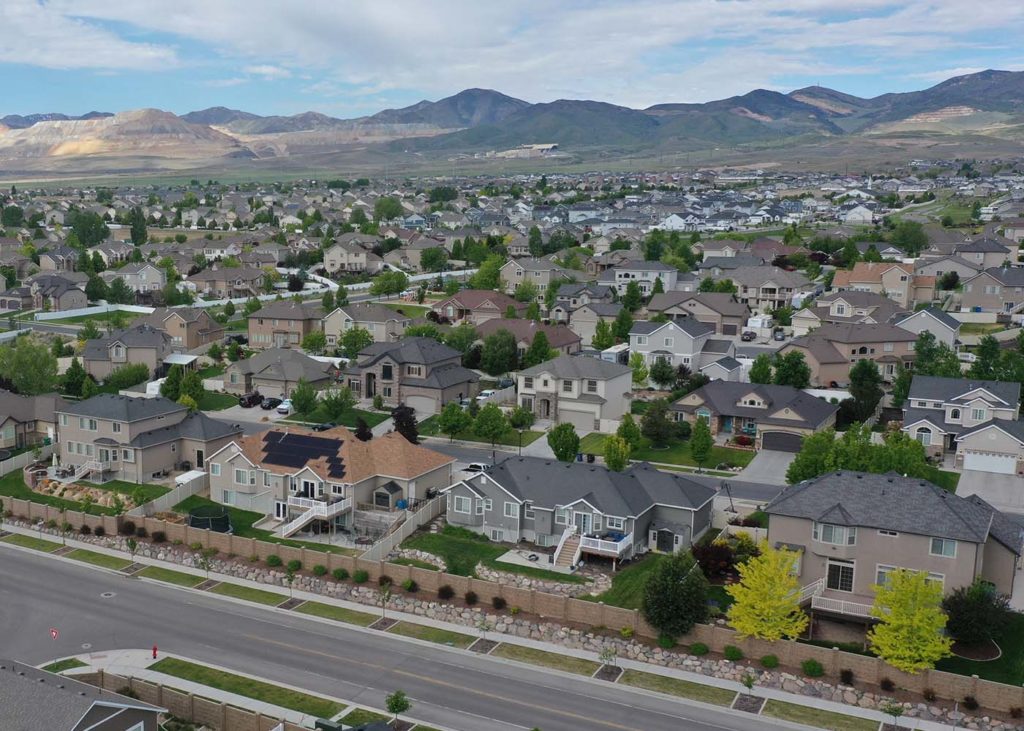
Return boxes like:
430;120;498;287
2;0;1023;119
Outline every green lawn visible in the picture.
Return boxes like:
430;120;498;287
937;612;1024;684
0;533;61;552
149;658;344;717
196;365;226;379
707;584;735;612
66;548;132;570
381;302;430;318
959;323;1006;335
762;700;878;731
419;416;543;447
619;669;736;706
389;557;440;571
923;466;960;493
491;643;601;675
631;401;651;415
294;601;377;627
404;525;586;584
42;312;141;326
137;566;204;588
208;582;286;606
197;391;237;411
0;471;118;516
42;658;88;673
225;319;248;332
284;406;391;428
81;480;170;503
342;709;391;726
579;434;755;470
581;553;666;609
387;621;475;648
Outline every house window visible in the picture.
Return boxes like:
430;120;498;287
562;380;573;393
504;502;518;518
113;422;122;433
234;469;248;485
835;304;846;315
813;522;856;546
664;337;673;347
407;365;422;376
883;342;893;352
930;538;957;558
210;463;221;476
586;379;598;393
877;529;898;537
383;386;392;398
79;418;97;431
971;408;986;421
696;408;711;423
826;559;855;592
484;498;492;511
476;500;485;515
453;496;471;514
60;414;68;426
122;449;134;462
950;408;961;420
524;503;535;519
877;564;943;588
524;377;534;389
606;516;624;530
915;427;931;446
636;336;647;345
332;484;343;495
263;472;271;487
555;508;569;525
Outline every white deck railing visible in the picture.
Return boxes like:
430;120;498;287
799;578;824;603
580;532;633;556
811;594;874;618
553;525;578;566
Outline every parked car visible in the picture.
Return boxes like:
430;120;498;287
773;329;786;342
238;391;262;408
495;377;514;388
226;334;248;345
260;397;282;410
741;331;757;341
464;462;489;473
478;389;496;399
312;422;336;432
277;399;292;414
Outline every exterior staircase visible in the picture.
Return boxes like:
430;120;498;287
276;497;351;538
554;527;581;569
66;460;102;483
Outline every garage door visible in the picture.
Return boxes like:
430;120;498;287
722;323;738;335
760;431;804;452
963;451;1017;475
405;395;438;417
559;409;595;433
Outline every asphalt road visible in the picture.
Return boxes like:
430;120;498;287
0;548;795;731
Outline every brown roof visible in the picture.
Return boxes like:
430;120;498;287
235;426;454;483
474;318;581;348
432;289;524;313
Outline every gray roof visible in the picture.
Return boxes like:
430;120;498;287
335;302;410;324
702;356;742;371
893;307;961;332
701;338;733;355
0;389;68;422
631;318;714;338
232;348;335;383
82;324;171;361
404;363;479;390
130;411;242;448
721;265;810;288
907;375;1020;407
356;337;461;367
0;658;163;731
557;282;612;298
977;266;1024;286
671;381;839;428
958;236;1011;253
767;471;1022;553
646;291;749;317
577;302;623;318
518;354;631;380
957;419;1024;445
58;393;184;422
250;300;323;320
476;456;715;518
698;254;766;270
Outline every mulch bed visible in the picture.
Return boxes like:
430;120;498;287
951;639;1001;661
120;562;147;574
195;579;220;591
469;638;499;654
370;617;398;631
594;664;623;682
390;721;414;731
732;694;764;714
276;598;304;611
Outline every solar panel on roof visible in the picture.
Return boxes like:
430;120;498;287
261;430;345;469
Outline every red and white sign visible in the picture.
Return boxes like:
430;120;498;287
49;628;59;640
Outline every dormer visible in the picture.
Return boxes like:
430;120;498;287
829;299;851;317
735;390;769;409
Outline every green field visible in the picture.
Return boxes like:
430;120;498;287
208;582;286;606
491;643;601;675
197;391;237;411
137;566;205;587
762;700;878;731
419;416;543;447
381;302;431;318
938;612;1024;684
619;669;736;706
284;406;391;428
81;480;170;503
42;658;88;673
294;601;377;627
0;533;61;552
66;548;132;570
342;709;391;726
387;621;475;648
579;433;754;470
581;553;665;609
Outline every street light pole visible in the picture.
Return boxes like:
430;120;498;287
518;428;523;457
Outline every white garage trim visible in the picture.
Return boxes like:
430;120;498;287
963;451;1018;475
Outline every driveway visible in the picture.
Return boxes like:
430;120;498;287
735;449;795;486
957;469;1024;513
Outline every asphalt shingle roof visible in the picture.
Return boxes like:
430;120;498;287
670;381;839;428
58;393;183;421
518;354;631;380
907;375;1020;407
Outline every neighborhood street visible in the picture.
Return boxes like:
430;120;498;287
1;547;799;731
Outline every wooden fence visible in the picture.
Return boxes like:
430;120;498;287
6;493;1018;714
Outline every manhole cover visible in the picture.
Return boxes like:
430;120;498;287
100;592;116;599
81;643;92;650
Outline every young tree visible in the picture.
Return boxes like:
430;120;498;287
507;405;536;430
207;342;223;362
321;289;335;312
942;578;1012;646
727;543;808;641
473;402;509;446
160;364;183;401
290;378;318;418
468;254;503;289
622;280;643;311
749;353;773;384
603;435;631;471
480;329;518;376
547;422;580;462
612;308;634;342
180;368;204;403
320;387;356;422
391;404;419;444
340;326;373;359
108;277;134;305
968;335;1002;380
445;323;478;357
525;301;541;321
890;366;913;408
690;418;713;471
353;416;373;442
0;337;59;396
639;400;673;448
772;351;811;389
299;330;326;355
62;357;87;397
79;320;102;341
629;351;649;387
177;394;198;411
616;413;642;449
437;401;472;442
591;319;614;350
868;569;953;674
385;690;411;723
847;358;883;422
649;357;676;390
226;341;243;362
522;331;556;368
651;276;664;296
514;279;538;302
642;551;709;637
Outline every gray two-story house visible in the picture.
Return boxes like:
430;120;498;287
445;457;715;569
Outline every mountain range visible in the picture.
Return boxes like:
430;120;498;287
1;70;1023;175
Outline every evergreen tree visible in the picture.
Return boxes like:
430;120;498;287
847;359;883;422
391;404;419;444
622;281;643;311
642;551;709;638
160;364;183;401
62;357;87;397
640;400;673;448
354;417;373;441
649;357;676;390
523;331;555;368
612;309;634;342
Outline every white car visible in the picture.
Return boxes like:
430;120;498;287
277;399;292;414
463;462;489;474
478;389;496;399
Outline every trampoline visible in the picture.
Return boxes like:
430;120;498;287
187;504;232;533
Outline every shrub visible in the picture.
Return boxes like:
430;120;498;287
79;524;92;535
1010;707;1022;719
438;585;455;600
760;655;779;669
378;575;393;588
189;541;203;551
464;590;478;606
734;434;753;446
93;526;106;537
353;570;369;584
839;669;855;686
135;526;147;538
152;531;166;543
403;579;418;592
509;606;521;615
689;642;709;656
923;688;937;702
492;596;507;610
266;554;283;567
46;519;57;529
962;696;979;711
801;659;824;677
879;678;895;692
332;568;349;581
119;520;136;535
312;564;327;577
658;634;676;649
117;686;140;699
723;645;743;662
620;627;634;640
286;559;302;572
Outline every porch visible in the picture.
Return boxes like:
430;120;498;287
799;578;874;620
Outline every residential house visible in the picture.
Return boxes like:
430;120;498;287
248;301;323;349
445;457;715;566
791;291;904;336
831;262;935;310
645;292;750;336
474;319;582;359
670;381;839;452
99;262;165;293
599;261;678;297
0;390;66;448
207;426;454;535
323;240;384;275
723;266;810;312
81;324;174;381
185;267;265;299
782;322;917;386
695;238;749;258
914;255;982;282
517;355;632;432
550;283;614;323
344;337;479;415
56;394;242;481
430;289;526;325
629;319;737;379
902;375;1022;475
31;275;87;312
0;658;165;731
566;302;623;347
499;258;572;298
323;303;411;346
765;471;1022;619
89;241;135;267
225;348;338;398
892;307;961;347
960;267;1024;314
954;236;1013;269
38;246;78;272
137;307;225;350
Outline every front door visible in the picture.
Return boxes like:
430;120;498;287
657;529;675;552
573;512;591;535
274;501;287;519
196;449;205;469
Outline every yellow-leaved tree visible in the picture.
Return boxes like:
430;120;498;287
726;542;808;641
868;569;953;674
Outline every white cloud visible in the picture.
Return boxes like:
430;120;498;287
243;64;291;80
204;77;248;88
